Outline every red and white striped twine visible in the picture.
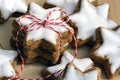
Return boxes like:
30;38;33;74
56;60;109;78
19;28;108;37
10;8;78;80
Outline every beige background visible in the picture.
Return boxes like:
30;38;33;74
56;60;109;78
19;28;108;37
0;0;120;79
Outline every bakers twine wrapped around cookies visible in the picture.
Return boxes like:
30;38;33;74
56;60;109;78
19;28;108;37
10;8;78;79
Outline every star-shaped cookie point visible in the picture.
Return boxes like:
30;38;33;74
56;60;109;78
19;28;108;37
43;51;93;76
0;48;18;78
69;0;117;46
29;2;61;21
0;0;27;22
90;27;120;78
63;63;101;80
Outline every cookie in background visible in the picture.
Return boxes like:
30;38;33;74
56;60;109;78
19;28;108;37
0;0;27;23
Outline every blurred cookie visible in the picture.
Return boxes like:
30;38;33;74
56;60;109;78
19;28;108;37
44;0;79;15
0;0;27;23
44;0;96;15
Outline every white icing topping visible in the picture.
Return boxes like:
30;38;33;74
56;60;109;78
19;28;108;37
45;0;79;15
47;51;93;74
45;0;95;15
0;49;18;77
84;69;99;80
96;28;120;73
0;0;27;19
63;64;84;80
16;2;72;45
70;0;117;40
63;64;99;80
